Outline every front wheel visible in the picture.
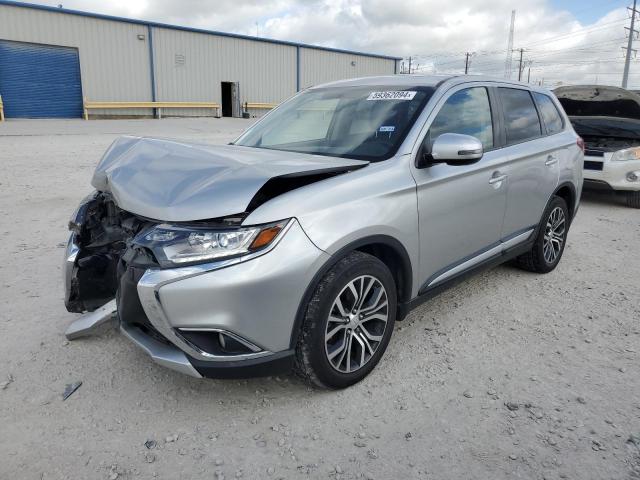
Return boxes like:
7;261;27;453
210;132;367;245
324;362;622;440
294;251;397;389
513;196;569;273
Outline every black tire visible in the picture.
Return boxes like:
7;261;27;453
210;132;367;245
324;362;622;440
626;191;640;209
513;196;569;273
294;251;397;389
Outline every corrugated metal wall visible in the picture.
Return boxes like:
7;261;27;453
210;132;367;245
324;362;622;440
0;40;83;118
152;27;297;117
0;3;153;116
0;3;398;119
300;48;396;90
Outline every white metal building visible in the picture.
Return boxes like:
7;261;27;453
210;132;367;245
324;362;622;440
0;1;400;119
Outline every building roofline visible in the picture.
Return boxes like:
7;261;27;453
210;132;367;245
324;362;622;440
0;0;402;61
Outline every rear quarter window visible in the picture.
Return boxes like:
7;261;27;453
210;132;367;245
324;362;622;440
533;92;564;135
499;88;542;144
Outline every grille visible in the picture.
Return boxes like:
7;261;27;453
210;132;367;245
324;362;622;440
117;265;171;346
584;149;605;158
584;160;604;171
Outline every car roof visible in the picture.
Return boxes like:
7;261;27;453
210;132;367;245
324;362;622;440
310;74;553;94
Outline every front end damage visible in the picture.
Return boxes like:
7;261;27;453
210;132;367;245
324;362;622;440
62;135;356;377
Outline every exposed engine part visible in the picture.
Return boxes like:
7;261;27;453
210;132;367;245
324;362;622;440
65;192;155;313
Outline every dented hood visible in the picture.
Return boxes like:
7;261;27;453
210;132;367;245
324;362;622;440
92;136;368;221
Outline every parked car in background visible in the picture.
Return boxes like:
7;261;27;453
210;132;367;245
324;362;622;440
64;75;583;389
555;85;640;208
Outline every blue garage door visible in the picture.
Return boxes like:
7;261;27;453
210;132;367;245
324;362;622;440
0;40;83;118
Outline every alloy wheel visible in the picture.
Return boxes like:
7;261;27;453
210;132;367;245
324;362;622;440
543;206;566;264
324;275;389;373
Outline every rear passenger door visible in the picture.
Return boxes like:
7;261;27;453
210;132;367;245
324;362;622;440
497;87;560;240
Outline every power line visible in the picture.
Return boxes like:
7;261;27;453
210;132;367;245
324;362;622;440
520;17;627;48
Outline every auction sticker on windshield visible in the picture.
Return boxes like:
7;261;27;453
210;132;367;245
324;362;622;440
367;91;417;101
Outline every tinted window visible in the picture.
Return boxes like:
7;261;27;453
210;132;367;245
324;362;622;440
499;88;542;144
428;87;494;149
235;86;433;161
533;92;564;134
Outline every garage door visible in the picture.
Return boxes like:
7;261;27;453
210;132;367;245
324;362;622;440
0;40;83;118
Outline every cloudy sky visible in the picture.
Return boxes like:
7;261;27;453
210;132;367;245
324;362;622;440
27;0;640;87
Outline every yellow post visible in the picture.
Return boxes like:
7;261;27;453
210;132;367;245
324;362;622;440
0;94;4;122
83;96;88;121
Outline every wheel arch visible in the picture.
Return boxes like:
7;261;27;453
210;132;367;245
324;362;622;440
289;235;413;349
553;181;577;220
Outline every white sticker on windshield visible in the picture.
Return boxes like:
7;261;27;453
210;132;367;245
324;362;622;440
367;91;417;101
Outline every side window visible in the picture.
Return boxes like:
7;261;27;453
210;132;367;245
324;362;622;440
428;87;494;150
499;88;542;144
533;92;564;135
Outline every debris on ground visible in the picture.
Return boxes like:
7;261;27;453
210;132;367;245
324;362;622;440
144;440;157;449
1;373;14;390
505;401;519;411
62;381;82;401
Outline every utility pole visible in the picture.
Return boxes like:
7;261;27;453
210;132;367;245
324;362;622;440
623;0;639;88
464;52;475;74
408;56;412;74
517;48;524;81
504;10;516;79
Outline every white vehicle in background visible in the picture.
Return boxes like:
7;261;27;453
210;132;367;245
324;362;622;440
555;85;640;208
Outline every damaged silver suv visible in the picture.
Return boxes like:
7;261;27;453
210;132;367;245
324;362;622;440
64;75;583;389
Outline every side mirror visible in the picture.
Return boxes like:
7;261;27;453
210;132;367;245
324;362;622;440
418;133;484;168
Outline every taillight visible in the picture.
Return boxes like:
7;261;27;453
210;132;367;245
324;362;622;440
577;137;585;153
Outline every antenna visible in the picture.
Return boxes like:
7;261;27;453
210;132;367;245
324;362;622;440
504;10;516;79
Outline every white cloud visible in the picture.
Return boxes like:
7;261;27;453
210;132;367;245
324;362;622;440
31;0;640;87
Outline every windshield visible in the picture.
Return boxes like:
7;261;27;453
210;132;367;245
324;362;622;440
234;85;434;161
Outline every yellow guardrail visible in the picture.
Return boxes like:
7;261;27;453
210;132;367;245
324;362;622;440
83;98;220;120
0;95;4;122
243;102;278;110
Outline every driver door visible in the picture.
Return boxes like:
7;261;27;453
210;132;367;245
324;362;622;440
411;85;508;292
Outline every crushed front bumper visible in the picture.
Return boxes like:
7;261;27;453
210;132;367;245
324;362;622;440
68;219;329;378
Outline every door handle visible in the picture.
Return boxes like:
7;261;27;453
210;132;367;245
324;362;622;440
489;174;507;185
545;155;558;166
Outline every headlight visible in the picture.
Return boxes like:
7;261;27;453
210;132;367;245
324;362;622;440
136;220;289;266
611;146;640;162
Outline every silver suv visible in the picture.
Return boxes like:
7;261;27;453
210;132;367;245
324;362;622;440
64;75;583;389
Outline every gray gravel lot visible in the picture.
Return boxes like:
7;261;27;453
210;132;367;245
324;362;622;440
1;118;639;480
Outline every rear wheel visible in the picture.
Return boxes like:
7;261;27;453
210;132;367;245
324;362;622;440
513;196;569;273
294;251;396;389
626;191;640;208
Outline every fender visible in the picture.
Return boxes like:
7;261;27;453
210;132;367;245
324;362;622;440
288;234;413;349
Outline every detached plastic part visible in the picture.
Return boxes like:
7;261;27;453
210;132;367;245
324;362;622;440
65;299;117;340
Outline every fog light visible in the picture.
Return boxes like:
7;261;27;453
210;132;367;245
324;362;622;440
627;171;640;182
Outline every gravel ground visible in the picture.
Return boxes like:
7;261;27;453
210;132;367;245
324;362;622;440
1;118;639;480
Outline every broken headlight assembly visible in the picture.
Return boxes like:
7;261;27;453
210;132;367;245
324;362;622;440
135;220;290;267
611;146;640;162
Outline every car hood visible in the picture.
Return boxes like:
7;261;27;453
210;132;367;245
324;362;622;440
91;136;369;222
554;85;640;120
